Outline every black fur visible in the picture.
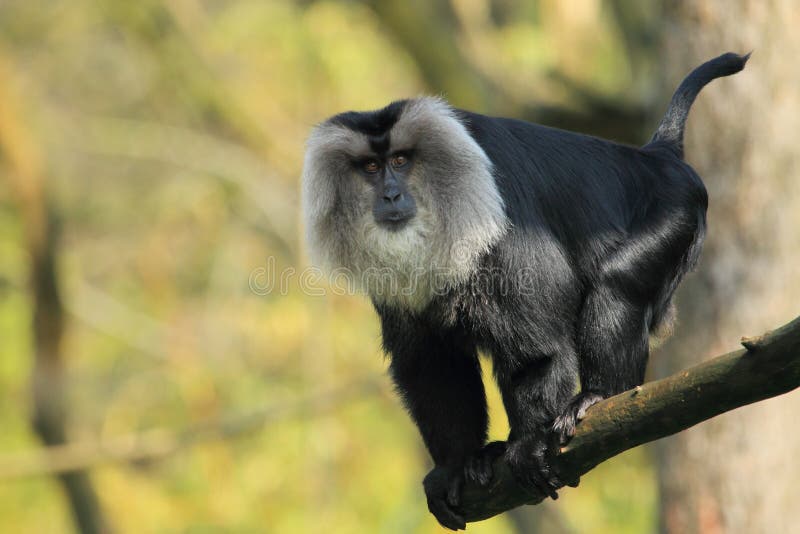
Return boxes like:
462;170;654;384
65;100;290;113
330;99;408;135
649;52;750;156
369;52;749;529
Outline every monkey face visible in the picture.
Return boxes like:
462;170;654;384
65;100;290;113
356;151;418;230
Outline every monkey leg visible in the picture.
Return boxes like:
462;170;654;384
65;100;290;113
554;281;653;444
554;210;703;444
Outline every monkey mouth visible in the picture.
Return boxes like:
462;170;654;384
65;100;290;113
374;207;416;231
377;215;413;232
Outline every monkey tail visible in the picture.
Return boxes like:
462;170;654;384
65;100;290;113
646;52;750;158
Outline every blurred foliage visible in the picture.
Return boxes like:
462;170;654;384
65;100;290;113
0;0;660;532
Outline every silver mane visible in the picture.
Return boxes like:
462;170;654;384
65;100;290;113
301;97;509;310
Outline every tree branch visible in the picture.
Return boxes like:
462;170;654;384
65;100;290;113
460;314;800;523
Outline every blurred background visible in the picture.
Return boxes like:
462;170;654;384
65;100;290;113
0;1;798;533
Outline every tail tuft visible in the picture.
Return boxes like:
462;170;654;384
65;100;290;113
647;52;751;158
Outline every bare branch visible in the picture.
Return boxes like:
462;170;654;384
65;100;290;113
460;315;800;523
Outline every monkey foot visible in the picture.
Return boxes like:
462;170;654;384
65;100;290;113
464;441;507;487
553;391;604;445
505;435;568;500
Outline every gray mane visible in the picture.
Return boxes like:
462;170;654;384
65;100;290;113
301;97;509;310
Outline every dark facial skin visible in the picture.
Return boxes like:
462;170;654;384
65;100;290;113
357;152;417;230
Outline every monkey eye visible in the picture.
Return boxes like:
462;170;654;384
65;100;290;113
390;154;409;168
363;160;380;174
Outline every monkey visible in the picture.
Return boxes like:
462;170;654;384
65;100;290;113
301;52;749;530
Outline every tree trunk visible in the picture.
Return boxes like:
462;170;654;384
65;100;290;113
655;2;800;533
0;55;111;534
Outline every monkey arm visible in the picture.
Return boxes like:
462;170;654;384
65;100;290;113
457;314;800;523
378;306;488;466
378;306;489;530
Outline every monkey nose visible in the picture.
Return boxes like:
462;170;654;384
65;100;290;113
383;191;403;204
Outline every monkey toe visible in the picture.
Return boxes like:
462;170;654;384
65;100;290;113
552;415;577;445
553;391;605;445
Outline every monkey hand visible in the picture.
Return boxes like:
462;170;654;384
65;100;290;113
505;433;574;501
423;464;468;530
553;391;604;445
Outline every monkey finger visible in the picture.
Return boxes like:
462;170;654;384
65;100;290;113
464;444;502;486
479;453;494;485
464;457;486;486
446;472;464;508
427;497;466;531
